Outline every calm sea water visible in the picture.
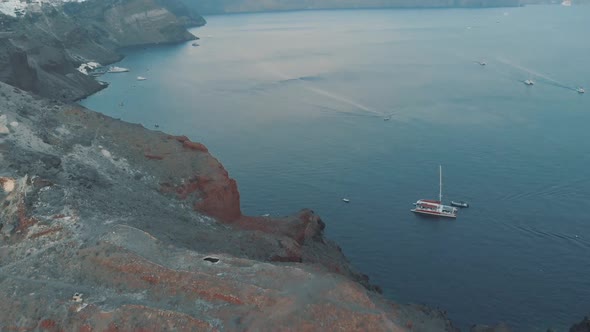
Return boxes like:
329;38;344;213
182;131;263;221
81;6;590;330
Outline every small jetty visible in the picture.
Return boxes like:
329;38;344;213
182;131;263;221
108;66;129;73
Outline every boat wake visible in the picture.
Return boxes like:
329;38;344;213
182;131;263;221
507;224;590;249
301;85;384;116
495;57;577;91
263;64;387;117
312;104;383;118
279;75;323;83
498;178;588;202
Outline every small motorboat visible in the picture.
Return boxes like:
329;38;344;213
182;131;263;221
576;87;585;94
451;201;469;208
137;76;147;81
192;42;199;47
478;61;487;66
384;116;391;121
524;80;535;86
342;198;350;203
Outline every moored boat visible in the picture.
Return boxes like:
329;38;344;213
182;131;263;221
451;201;469;208
411;166;457;218
108;66;129;73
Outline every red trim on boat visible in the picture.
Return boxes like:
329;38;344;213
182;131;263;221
420;199;441;203
419;204;438;209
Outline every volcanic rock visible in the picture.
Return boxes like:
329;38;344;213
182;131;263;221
0;81;459;331
571;316;590;332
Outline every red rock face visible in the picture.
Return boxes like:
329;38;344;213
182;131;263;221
156;136;242;222
160;174;242;222
65;305;214;332
144;154;164;160
193;175;241;222
38;319;58;331
182;140;209;152
16;200;38;234
235;210;324;244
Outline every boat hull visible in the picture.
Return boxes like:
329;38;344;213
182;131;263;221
411;209;457;218
451;202;469;208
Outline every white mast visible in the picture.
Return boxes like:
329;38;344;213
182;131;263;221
439;165;443;203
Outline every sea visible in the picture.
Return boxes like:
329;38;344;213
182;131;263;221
81;6;590;330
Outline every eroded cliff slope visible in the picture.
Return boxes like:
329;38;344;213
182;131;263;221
0;82;460;331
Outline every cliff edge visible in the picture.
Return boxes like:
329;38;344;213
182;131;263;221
0;82;458;331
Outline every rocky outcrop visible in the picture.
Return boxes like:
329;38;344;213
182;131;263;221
0;81;459;331
63;0;201;47
571;316;590;332
154;0;207;27
0;0;205;101
0;35;105;101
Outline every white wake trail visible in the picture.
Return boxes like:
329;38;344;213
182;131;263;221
495;57;575;90
261;64;384;116
300;85;383;116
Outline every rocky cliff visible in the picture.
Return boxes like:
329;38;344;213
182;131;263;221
571;316;590;332
0;0;204;101
0;82;460;331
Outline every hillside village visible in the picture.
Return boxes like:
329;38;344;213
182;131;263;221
0;0;85;17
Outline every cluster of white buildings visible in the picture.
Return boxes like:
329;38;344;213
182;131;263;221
0;0;86;17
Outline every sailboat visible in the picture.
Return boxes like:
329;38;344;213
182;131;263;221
411;165;458;218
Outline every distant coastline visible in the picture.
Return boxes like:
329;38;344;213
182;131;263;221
181;0;525;15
